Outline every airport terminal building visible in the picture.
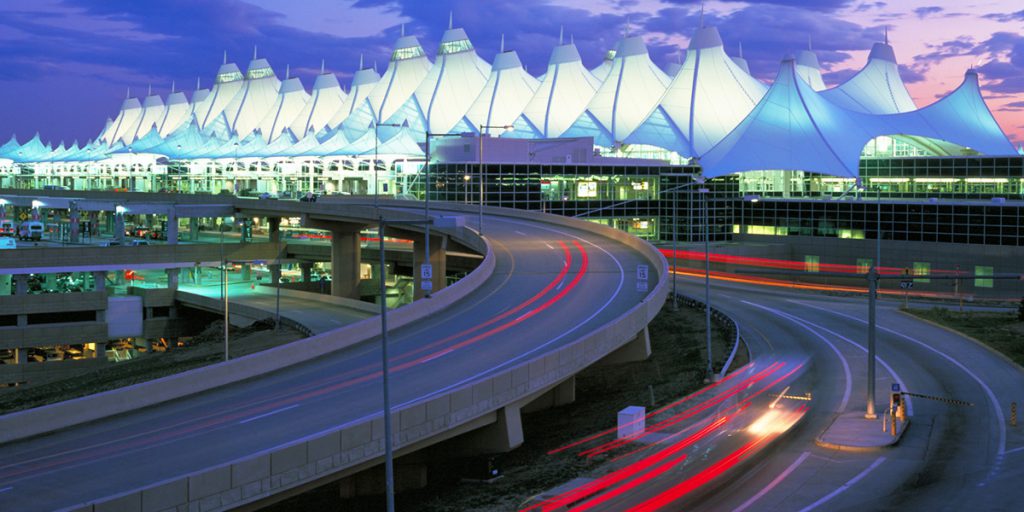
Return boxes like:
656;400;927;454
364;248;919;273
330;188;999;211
1;21;1022;296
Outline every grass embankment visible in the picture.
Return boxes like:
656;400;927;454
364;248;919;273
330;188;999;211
269;301;745;512
904;307;1024;367
0;320;304;414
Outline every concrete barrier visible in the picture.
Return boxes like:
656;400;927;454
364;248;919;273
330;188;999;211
0;225;494;444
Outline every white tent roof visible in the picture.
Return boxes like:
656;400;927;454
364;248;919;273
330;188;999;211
464;50;539;135
192;61;245;130
626;26;767;156
130;92;166;143
700;60;1015;178
110;96;144;145
327;64;381;129
590;49;616;82
289;71;347;138
406;26;491;134
569;36;671;145
344;35;432;141
795;50;826;91
517;42;602;138
159;90;192;137
257;75;309;141
223;58;282;139
820;42;916;113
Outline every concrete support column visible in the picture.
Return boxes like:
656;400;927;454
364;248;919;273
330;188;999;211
241;264;252;281
194;264;203;285
300;262;313;282
522;377;577;413
92;270;106;292
94;341;106;361
331;230;361;299
598;327;652;366
166;268;180;290
166;212;178;245
268;217;281;244
413;234;447;300
269;264;281;287
14;274;29;295
113;211;125;243
0;275;11;296
69;202;80;243
14;348;27;364
189;217;199;241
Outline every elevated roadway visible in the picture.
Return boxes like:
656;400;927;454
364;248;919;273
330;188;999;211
0;197;667;511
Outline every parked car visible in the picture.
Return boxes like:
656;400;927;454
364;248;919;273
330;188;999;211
100;240;122;247
129;239;150;246
0;219;15;237
299;192;318;202
18;221;43;241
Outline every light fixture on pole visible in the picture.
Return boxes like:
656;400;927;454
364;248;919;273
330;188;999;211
476;125;513;236
697;179;713;378
373;121;403;208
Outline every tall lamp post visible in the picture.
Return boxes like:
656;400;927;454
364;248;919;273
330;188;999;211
698;180;713;378
376;216;432;512
373;122;404;208
476;125;513;235
421;131;463;297
864;181;883;419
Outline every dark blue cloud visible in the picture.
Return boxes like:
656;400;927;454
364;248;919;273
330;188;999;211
981;10;1024;22
913;6;943;19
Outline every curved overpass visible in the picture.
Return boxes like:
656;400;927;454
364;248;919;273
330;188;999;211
0;197;667;512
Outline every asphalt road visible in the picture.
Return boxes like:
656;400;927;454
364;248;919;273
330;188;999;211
672;276;1024;512
0;209;657;511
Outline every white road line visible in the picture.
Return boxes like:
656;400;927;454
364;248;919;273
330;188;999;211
238;404;300;425
0;486;12;493
515;230;527;236
743;301;852;411
544;243;554;250
732;451;810;512
770;303;913;416
798;457;886;512
556;279;565;291
1005;446;1024;455
795;301;1006;481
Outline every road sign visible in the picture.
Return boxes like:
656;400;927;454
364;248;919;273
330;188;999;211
891;383;901;392
636;280;648;293
420;279;433;291
899;280;913;289
19;212;27;221
636;264;649;282
421;264;433;280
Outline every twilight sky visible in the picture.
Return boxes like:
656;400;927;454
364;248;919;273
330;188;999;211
0;0;1022;147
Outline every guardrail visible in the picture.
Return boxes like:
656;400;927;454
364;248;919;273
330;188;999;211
673;293;746;379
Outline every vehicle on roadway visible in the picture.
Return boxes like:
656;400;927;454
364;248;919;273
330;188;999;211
0;219;15;237
18;221;43;241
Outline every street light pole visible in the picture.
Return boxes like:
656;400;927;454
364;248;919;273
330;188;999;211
865;181;882;419
701;184;713;377
672;185;678;309
378;216;396;512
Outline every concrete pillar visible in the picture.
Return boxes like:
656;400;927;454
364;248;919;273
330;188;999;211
330;230;361;298
468;406;524;453
0;275;11;296
300;262;313;282
166;268;179;290
14;348;27;364
113;212;125;243
241;264;252;281
92;270;106;292
94;342;106;361
598;327;652;366
413;234;448;300
69;202;80;243
194;264;203;285
268;217;281;244
522;377;577;413
269;264;281;287
14;274;29;295
166;212;178;245
189;217;199;241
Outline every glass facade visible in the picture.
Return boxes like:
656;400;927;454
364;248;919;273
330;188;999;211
438;39;473;55
392;46;426;61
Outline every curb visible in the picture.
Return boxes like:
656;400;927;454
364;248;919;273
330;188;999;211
814;414;909;452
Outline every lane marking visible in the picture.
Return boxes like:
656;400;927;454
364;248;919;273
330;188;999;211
238;404;300;425
767;303;913;416
515;230;527;236
1005;446;1024;455
742;301;852;411
794;300;1005;482
732;451;810;512
797;457;886;512
544;242;554;250
0;486;12;493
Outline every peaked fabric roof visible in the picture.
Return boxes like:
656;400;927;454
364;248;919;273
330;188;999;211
192;61;245;130
464;50;539;134
404;26;491;134
159;91;192;137
223;58;282;139
516;43;602;139
343;35;433;141
103;96;143;145
820;42;916;114
130;93;167;143
567;36;670;144
795;50;827;91
626;26;767;156
327;65;380;129
289;71;348;138
257;76;309;142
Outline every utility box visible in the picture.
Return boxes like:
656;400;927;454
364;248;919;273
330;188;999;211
617;405;646;439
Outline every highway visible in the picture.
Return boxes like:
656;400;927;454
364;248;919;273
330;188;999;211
561;275;1024;511
0;206;659;511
